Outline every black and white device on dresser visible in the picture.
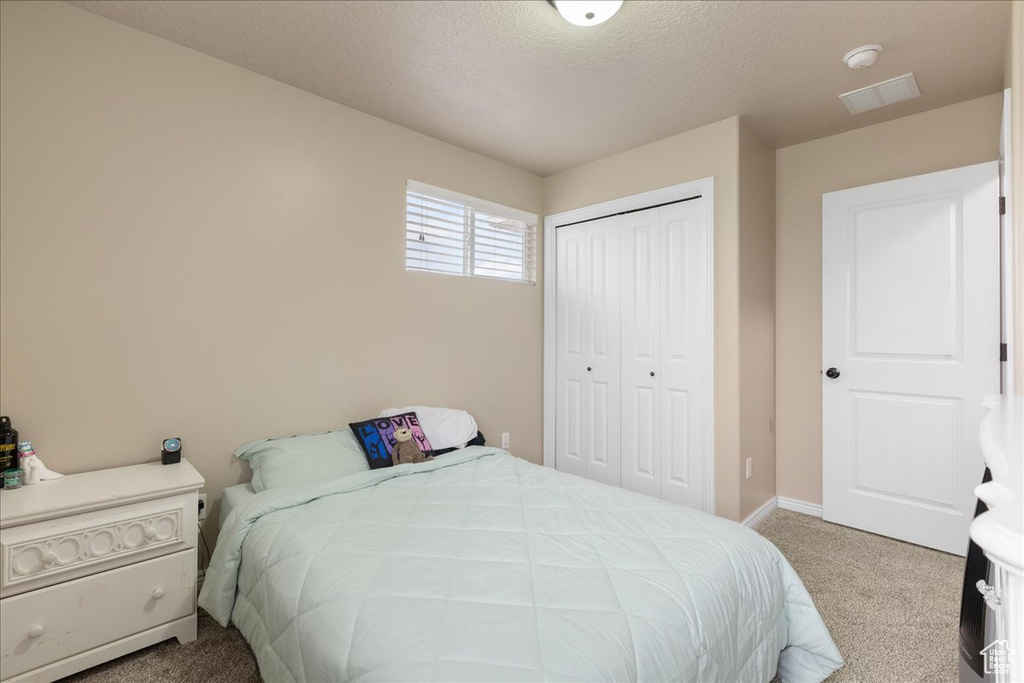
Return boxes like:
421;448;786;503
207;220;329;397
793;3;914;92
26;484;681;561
0;459;204;682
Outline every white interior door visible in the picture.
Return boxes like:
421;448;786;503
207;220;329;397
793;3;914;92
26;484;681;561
620;208;661;497
583;216;621;486
822;161;1000;555
658;199;711;511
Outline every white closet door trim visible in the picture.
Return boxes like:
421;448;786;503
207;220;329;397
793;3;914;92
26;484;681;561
542;177;716;514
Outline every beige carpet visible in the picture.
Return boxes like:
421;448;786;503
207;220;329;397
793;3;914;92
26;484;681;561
60;509;965;683
61;612;260;683
758;509;964;682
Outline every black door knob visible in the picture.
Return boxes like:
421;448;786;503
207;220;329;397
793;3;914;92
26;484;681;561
650;371;656;377
825;367;840;379
587;367;592;372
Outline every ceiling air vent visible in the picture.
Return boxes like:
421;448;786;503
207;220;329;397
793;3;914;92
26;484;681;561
839;73;921;115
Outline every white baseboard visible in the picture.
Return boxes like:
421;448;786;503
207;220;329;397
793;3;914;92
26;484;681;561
742;495;823;528
742;496;778;528
776;496;823;518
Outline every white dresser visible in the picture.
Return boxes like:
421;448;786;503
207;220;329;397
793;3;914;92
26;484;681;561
0;459;205;682
972;396;1023;683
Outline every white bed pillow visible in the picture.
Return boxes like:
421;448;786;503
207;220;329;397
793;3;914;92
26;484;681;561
234;428;369;492
378;406;478;451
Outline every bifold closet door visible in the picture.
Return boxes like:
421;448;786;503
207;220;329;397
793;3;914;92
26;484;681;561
555;197;706;509
657;199;709;511
619;200;709;509
555;223;587;478
620;208;661;498
583;217;621;486
554;217;621;484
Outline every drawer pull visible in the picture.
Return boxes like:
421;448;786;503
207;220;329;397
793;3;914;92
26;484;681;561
29;625;45;639
152;588;165;600
144;526;157;540
41;551;57;564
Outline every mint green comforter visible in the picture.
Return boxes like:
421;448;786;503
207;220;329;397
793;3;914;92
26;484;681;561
200;448;842;682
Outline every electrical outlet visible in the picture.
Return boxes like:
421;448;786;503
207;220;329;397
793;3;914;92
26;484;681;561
198;493;208;522
745;458;752;479
501;432;510;449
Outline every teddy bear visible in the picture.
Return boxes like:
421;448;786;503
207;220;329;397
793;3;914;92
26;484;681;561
391;428;434;466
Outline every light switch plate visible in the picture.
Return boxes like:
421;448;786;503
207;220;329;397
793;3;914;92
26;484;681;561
501;432;510;449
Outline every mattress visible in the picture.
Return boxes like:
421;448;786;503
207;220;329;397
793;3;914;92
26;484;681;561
219;482;257;530
201;447;843;682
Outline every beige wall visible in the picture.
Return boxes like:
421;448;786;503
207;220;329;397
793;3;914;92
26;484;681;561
0;1;544;542
544;116;765;522
737;122;777;519
1011;1;1024;392
775;94;1003;504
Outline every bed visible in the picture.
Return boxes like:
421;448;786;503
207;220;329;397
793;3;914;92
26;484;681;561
201;447;843;682
219;481;256;530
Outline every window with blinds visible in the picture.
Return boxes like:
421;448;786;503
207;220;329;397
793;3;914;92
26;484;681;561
406;181;538;284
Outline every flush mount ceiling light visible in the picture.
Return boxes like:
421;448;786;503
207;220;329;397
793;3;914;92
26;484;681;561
548;0;623;27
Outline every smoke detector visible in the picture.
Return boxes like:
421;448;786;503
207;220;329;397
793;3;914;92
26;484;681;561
843;44;882;69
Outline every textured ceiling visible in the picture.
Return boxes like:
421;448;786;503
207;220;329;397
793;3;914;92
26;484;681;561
66;0;1009;176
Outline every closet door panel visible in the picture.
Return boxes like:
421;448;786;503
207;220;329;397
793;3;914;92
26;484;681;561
584;217;621;486
555;224;587;478
659;200;709;510
662;389;690;487
620;209;661;497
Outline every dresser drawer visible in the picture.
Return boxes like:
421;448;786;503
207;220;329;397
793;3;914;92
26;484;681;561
0;548;196;680
0;493;197;597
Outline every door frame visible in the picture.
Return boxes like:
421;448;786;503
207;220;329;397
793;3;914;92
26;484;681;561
1000;87;1016;395
542;177;716;514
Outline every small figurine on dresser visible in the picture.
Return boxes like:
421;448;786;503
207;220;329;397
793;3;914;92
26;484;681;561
17;441;63;485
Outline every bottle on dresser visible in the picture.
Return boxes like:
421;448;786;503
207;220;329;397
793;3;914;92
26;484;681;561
0;415;18;488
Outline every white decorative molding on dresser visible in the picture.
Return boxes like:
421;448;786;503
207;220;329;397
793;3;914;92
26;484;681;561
0;459;204;683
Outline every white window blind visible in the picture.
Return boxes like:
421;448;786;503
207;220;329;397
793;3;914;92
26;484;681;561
406;181;537;284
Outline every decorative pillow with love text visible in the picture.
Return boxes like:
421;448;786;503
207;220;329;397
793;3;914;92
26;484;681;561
348;412;433;469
